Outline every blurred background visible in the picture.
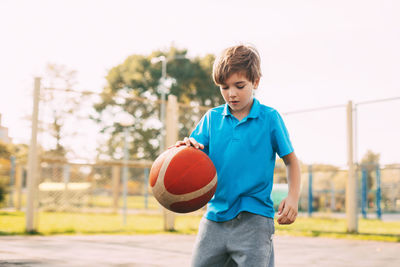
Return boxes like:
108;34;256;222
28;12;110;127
0;0;399;235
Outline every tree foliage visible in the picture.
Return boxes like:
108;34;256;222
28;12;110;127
93;46;224;160
0;141;11;159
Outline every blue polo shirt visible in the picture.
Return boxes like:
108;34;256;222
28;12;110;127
190;98;293;222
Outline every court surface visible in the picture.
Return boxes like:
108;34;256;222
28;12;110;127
1;234;399;266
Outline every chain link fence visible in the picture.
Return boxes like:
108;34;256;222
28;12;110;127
381;167;400;212
2;81;400;228
0;159;11;207
3;161;399;217
36;160;156;213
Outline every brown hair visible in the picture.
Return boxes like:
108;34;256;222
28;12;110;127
213;44;262;85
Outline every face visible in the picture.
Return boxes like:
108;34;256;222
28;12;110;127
219;72;259;119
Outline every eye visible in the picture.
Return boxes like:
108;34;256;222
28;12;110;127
236;83;245;89
221;86;229;90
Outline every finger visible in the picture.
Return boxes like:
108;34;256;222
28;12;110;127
286;209;294;221
289;210;298;222
279;208;291;225
283;215;291;224
281;205;290;218
189;137;200;149
278;200;285;215
290;214;297;223
277;212;287;224
173;141;184;147
278;216;288;225
194;140;204;149
184;137;191;146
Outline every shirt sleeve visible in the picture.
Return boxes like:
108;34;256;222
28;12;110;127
189;111;210;155
270;110;294;158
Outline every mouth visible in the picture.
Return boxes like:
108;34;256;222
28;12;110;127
230;101;239;105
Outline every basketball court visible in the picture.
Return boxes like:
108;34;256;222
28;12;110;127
1;234;399;266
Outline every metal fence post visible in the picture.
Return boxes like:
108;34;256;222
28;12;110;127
308;165;313;217
9;156;16;207
122;128;129;226
112;165;121;213
376;165;382;220
361;167;367;219
144;168;149;209
330;179;336;212
63;164;70;209
15;164;23;210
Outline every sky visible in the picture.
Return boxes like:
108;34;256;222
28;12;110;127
0;0;399;166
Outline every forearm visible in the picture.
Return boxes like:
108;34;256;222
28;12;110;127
278;153;301;224
285;154;301;200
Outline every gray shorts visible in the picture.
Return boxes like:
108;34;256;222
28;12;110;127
191;211;275;267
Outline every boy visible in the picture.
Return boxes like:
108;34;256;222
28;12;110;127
174;45;301;267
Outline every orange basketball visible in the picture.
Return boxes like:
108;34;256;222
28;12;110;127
149;146;217;213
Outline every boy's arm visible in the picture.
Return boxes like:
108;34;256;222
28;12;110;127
277;152;301;225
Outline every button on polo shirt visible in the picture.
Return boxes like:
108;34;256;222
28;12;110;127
190;98;293;222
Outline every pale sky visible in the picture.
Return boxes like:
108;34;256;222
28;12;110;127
0;0;399;166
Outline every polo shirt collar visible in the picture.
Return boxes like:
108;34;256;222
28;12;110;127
222;103;231;116
248;98;261;118
222;98;261;119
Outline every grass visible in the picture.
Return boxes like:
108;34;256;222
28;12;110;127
276;216;400;242
3;193;161;210
0;211;202;235
87;195;160;210
1;211;400;242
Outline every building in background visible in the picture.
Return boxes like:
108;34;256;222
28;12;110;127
0;114;12;144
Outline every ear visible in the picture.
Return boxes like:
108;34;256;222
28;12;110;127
253;78;260;89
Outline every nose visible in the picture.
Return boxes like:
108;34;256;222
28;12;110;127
228;88;237;98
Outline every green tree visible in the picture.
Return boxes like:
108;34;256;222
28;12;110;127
0;141;11;205
93;46;224;161
0;141;11;159
11;143;29;163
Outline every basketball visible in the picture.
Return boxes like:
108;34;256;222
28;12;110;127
149;146;218;213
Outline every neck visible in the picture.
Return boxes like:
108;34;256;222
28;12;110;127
230;97;254;121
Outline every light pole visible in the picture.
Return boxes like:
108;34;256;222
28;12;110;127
151;55;186;154
151;55;186;231
115;111;134;226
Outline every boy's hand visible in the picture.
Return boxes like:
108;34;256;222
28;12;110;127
277;195;298;225
169;137;204;150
